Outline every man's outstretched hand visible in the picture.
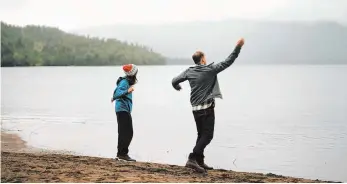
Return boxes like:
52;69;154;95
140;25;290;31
237;38;245;47
174;84;182;91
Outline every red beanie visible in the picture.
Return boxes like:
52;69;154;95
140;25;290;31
122;64;138;76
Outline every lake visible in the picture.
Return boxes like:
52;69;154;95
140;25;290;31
1;65;347;182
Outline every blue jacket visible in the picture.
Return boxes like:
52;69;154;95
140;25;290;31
113;77;133;113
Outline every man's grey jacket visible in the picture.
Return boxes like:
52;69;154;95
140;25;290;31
172;45;242;106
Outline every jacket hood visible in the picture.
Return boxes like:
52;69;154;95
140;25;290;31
189;62;215;72
116;77;125;85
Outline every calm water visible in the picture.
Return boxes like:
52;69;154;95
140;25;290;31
1;65;347;182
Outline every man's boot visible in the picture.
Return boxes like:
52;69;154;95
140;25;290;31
185;153;206;173
196;155;213;170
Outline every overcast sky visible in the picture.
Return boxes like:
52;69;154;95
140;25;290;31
1;0;346;30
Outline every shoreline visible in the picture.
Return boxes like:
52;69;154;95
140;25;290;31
1;132;27;152
1;131;75;155
0;132;338;183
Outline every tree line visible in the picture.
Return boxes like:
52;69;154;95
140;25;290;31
1;22;166;67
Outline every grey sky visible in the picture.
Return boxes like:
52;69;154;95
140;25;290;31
1;0;346;30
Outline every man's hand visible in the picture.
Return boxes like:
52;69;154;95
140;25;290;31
174;84;182;91
237;38;245;47
111;97;114;103
128;86;134;93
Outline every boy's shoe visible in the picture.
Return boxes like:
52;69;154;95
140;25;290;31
117;155;136;162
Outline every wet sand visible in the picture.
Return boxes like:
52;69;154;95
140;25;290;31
1;132;27;152
1;132;337;183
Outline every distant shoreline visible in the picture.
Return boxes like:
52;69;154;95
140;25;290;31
0;131;338;183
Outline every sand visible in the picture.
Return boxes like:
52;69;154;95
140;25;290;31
1;132;27;152
1;132;337;183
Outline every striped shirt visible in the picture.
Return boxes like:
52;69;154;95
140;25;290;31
192;99;215;111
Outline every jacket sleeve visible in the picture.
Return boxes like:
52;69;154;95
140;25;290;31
172;69;188;91
113;80;129;100
210;45;242;74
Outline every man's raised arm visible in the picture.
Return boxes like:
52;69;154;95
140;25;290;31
211;38;245;74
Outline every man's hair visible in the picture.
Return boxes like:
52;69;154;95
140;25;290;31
192;51;204;64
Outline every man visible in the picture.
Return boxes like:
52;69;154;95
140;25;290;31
171;38;245;173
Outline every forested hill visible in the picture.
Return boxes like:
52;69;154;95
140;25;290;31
1;22;166;66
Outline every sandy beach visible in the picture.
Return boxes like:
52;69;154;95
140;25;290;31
1;132;337;183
